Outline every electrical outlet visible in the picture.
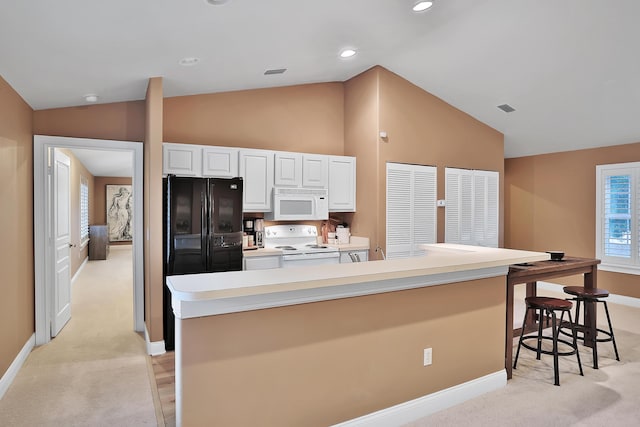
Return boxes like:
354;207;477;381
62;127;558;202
423;348;432;366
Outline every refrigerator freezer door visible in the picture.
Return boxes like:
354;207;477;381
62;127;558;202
166;176;208;275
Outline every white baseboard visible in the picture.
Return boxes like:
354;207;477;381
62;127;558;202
71;257;88;287
333;370;507;426
145;324;166;356
538;281;640;308
0;333;35;400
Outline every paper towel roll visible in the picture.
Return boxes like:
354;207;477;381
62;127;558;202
336;227;350;244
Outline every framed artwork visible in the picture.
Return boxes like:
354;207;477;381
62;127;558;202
106;184;133;242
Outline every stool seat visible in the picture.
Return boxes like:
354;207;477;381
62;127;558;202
561;286;620;369
563;286;609;299
526;296;573;310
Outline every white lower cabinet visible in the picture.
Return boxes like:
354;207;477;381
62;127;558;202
243;255;282;270
339;250;369;263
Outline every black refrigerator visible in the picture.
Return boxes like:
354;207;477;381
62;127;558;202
163;175;244;350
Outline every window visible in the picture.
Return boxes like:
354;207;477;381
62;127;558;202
386;162;437;259
596;162;639;273
80;175;89;245
445;167;499;247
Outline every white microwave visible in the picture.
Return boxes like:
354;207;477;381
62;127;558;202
265;188;329;221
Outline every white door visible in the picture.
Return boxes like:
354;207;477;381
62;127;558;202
52;149;72;337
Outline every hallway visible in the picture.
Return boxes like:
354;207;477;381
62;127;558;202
0;246;158;426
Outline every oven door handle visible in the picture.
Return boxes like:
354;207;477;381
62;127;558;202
282;252;340;261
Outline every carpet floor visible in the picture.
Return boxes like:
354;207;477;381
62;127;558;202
0;246;158;426
406;285;640;426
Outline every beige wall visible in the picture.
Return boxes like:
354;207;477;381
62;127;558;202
505;142;640;298
0;76;34;378
163;83;345;155
343;68;381;256
179;276;505;426
145;77;164;343
59;148;96;275
33;101;146;142
345;67;505;259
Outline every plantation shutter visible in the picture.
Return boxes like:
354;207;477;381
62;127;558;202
386;162;437;259
445;168;499;247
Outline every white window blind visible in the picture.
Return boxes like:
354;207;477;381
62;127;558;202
386;162;437;259
445;168;498;247
80;175;89;244
596;162;640;273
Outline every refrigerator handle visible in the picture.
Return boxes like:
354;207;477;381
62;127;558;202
201;185;208;269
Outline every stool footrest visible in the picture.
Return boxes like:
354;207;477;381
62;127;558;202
520;335;580;357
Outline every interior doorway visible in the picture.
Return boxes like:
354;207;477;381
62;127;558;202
34;135;144;346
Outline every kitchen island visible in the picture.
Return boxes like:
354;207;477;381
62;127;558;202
167;244;547;426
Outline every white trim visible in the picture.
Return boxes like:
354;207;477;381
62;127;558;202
71;256;89;286
170;266;508;319
599;263;640;275
145;324;166;356
34;135;145;345
0;334;35;400
537;281;640;309
333;370;506;426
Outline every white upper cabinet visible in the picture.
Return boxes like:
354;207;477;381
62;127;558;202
328;156;356;212
202;147;239;178
275;152;328;188
302;154;328;188
239;149;274;212
163;143;201;176
274;152;302;187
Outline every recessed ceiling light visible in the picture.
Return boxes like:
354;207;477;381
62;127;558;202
179;57;200;66
84;94;98;103
340;49;357;59
205;0;231;5
413;1;434;12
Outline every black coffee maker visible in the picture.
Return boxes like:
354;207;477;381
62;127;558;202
243;218;264;248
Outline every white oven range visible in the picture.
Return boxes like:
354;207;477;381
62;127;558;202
263;224;340;268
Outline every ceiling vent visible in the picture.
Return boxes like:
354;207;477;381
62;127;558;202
497;104;516;113
264;68;287;75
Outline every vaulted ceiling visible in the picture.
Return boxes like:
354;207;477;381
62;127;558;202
2;0;639;163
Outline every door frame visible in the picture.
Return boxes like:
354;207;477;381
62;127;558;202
34;135;144;345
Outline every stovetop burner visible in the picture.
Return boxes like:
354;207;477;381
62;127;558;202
306;244;328;249
275;245;297;250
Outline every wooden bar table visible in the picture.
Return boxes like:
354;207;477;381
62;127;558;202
505;256;600;379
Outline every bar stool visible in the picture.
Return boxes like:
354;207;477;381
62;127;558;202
514;296;584;386
560;286;620;369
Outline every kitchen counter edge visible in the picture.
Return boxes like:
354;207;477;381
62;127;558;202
167;244;548;319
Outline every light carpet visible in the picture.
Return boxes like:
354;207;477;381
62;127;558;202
0;246;158;426
406;287;640;426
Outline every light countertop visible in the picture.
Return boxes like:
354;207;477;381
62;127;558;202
167;244;548;319
327;236;370;251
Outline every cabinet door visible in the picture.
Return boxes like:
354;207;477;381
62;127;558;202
239;149;274;212
328;156;356;211
163;143;201;176
274;152;302;187
302;154;328;188
202;147;239;178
